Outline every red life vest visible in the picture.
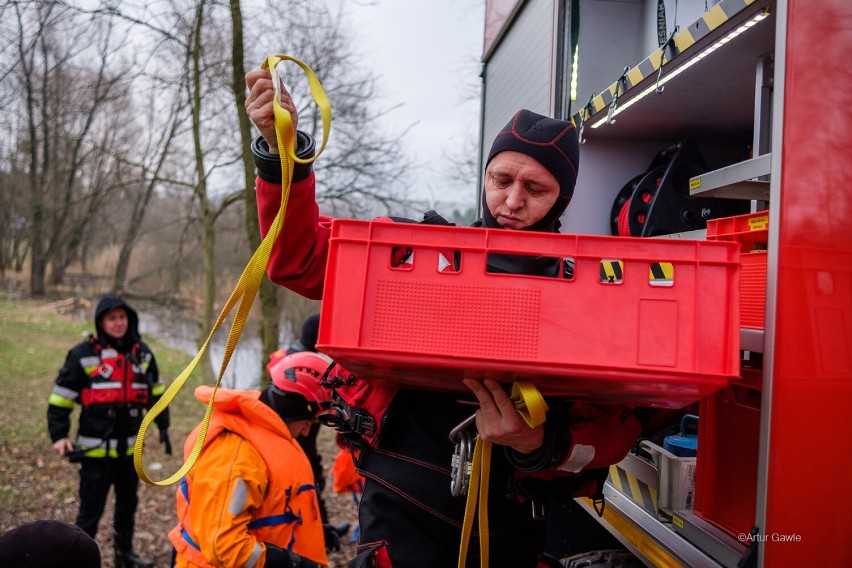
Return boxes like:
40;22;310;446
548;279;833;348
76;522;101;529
79;341;151;406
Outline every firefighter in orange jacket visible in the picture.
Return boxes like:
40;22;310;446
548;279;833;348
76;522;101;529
169;352;338;568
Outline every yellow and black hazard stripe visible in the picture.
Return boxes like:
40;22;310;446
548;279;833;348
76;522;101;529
571;0;764;128
649;261;674;287
608;463;659;517
600;260;624;283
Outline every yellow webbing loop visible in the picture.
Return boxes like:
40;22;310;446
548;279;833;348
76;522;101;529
133;55;331;486
458;381;549;568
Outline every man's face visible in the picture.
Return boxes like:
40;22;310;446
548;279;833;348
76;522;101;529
484;151;560;230
100;308;128;340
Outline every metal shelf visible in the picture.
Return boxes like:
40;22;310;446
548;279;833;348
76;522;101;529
690;153;771;200
577;484;724;568
671;510;750;568
571;2;775;143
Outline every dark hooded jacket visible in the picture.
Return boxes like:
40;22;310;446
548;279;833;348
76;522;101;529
47;294;169;458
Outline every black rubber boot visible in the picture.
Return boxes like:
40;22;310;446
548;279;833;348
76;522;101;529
114;532;155;568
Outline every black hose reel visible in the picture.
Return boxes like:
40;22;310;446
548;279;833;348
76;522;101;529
610;139;750;237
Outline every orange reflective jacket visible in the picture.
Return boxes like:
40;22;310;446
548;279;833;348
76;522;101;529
169;386;327;567
332;446;364;495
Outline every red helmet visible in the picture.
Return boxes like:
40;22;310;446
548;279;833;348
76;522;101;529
267;351;332;406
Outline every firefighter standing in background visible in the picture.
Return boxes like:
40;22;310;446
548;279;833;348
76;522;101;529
168;351;339;568
48;293;170;568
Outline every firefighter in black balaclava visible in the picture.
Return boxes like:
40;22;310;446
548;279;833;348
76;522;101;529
246;67;643;568
48;293;170;567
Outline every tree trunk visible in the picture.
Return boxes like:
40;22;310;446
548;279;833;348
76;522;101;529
199;213;216;369
191;0;214;383
230;0;279;387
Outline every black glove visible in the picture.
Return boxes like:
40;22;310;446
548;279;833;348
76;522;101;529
264;543;322;568
323;523;342;552
159;428;173;455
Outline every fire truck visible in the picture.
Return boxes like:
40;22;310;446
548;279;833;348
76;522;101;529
476;0;851;566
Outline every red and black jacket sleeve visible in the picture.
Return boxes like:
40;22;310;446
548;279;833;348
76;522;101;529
253;133;332;301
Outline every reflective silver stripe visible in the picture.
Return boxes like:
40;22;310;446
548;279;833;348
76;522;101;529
80;356;101;367
52;385;79;400
90;382;121;390
101;348;118;358
229;478;249;516
131;382;149;390
245;542;264;568
77;435;136;450
558;444;596;474
77;435;105;449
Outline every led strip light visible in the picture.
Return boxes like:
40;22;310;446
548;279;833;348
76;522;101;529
590;11;769;129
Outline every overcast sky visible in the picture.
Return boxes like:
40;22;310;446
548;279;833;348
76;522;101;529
345;0;485;209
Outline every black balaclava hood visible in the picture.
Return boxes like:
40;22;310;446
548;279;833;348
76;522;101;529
0;520;101;568
299;314;320;351
286;313;320;354
260;387;317;424
481;109;580;233
94;293;140;351
477;109;580;276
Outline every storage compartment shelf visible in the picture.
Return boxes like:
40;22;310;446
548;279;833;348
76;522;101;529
690;153;772;200
671;510;749;568
577;486;724;567
571;1;775;143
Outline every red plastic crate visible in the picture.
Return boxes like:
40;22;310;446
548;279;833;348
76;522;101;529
317;220;741;408
707;211;769;329
706;210;769;251
694;365;762;539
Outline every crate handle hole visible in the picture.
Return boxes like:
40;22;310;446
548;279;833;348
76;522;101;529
600;259;624;284
485;254;574;279
390;246;414;270
390;246;463;273
649;262;674;287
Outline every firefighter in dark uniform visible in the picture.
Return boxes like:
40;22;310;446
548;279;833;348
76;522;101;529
245;66;645;568
48;293;170;568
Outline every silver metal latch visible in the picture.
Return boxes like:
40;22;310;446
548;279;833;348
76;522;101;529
449;412;477;497
451;431;474;497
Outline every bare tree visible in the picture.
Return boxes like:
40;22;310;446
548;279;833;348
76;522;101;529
112;79;188;293
229;0;280;385
5;1;134;295
257;1;416;216
4;0;421;386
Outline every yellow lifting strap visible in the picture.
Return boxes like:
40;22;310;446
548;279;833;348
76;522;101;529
458;381;549;568
133;55;331;486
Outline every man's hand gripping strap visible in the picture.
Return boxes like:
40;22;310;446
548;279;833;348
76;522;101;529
133;55;331;486
457;381;548;568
